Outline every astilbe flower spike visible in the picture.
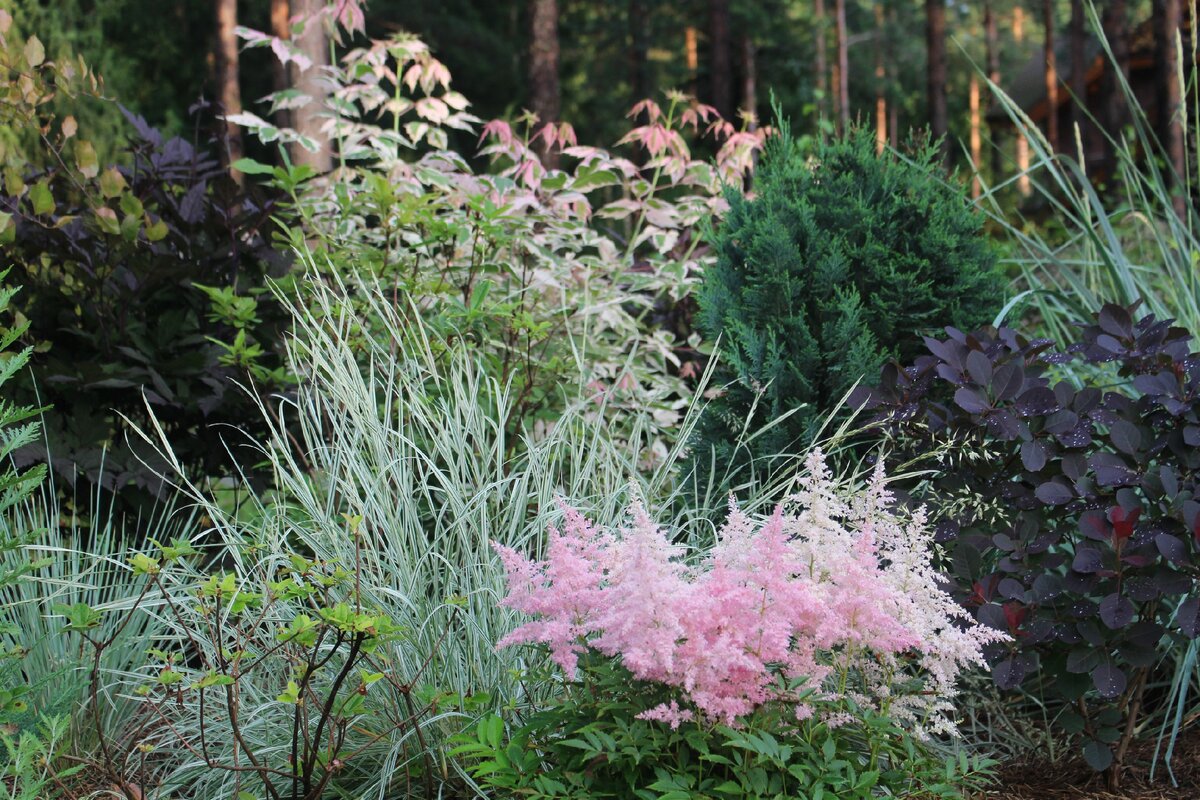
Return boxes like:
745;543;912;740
494;450;1007;734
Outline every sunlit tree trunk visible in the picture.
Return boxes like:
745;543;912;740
685;26;699;96
970;75;982;197
1154;0;1185;217
292;0;332;172
926;0;948;158
815;0;828;122
875;2;886;153
835;0;849;134
888;1;899;147
271;0;291;131
1014;5;1031;195
215;0;243;181
709;0;733;119
1043;0;1059;152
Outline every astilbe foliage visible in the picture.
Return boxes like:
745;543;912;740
495;450;1004;738
853;302;1200;780
691;125;1004;490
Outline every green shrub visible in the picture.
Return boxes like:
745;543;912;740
691;125;1005;490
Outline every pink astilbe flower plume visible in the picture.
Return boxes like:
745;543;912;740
494;450;1007;734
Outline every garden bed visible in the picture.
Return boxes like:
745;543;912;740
986;729;1200;799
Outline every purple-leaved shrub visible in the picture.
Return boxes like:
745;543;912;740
495;450;1006;738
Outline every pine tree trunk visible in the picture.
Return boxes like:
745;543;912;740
1154;0;1185;217
686;26;699;97
271;0;291;131
630;0;650;103
985;0;1001;177
1043;0;1059;152
292;0;332;172
215;0;243;181
835;0;849;134
1070;0;1087;159
740;34;757;125
529;0;561;166
1102;0;1130;176
815;0;828;122
970;74;982;197
1014;5;1031;195
888;1;899;147
926;0;948;156
875;2;886;153
709;0;733;119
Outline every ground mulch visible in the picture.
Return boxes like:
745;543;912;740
981;729;1200;799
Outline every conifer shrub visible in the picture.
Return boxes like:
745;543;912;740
691;125;1005;487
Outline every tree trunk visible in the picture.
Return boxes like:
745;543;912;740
1102;0;1130;175
215;0;244;181
1043;0;1059;152
815;0;828;122
709;0;733;119
292;0;332;172
1154;0;1186;216
685;26;699;96
629;0;650;104
1069;0;1087;160
835;0;849;134
740;34;757;126
926;0;948;157
270;0;291;131
875;2;886;153
970;74;982;197
888;1;899;147
1015;4;1031;195
985;0;1001;177
529;0;560;166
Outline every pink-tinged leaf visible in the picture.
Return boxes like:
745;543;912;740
235;26;271;44
415;97;449;124
628;98;662;122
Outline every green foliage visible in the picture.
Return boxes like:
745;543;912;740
691;124;1004;489
0;271;47;591
0;715;84;800
453;654;995;800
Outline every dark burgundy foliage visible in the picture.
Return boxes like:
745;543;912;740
852;302;1200;772
2;108;289;512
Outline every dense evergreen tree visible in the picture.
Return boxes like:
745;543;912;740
690;125;1005;487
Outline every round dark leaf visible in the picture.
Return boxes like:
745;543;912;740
1098;593;1134;630
966;349;993;386
1021;440;1048;472
1155;533;1187;564
1177;596;1200;639
954;386;990;414
1092;662;1127;699
1015;386;1060;417
992;656;1027;690
1083;740;1114;772
1109;419;1142;455
1036;481;1074;506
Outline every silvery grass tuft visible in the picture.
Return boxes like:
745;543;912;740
108;253;837;798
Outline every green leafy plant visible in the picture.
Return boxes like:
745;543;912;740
0;715;84;800
691;123;1005;493
453;655;995;800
